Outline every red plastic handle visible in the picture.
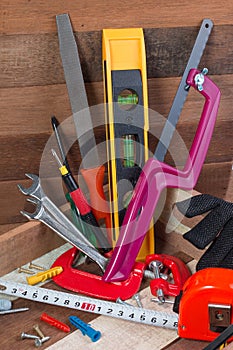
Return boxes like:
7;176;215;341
81;165;112;243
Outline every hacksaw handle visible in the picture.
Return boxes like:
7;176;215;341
103;69;221;283
80;165;112;243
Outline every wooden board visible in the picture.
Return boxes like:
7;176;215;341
1;0;233;35
0;187;206;277
0;238;211;350
1;3;232;225
0;221;64;275
0;188;229;349
1;26;233;87
0;2;233;347
1;159;232;226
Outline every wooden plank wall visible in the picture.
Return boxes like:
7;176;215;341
1;0;233;230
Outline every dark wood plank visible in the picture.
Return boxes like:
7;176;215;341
1;25;233;87
0;82;104;135
0;176;76;225
1;116;232;182
0;280;97;349
1;0;232;35
0;222;64;276
0;74;232;183
0;223;21;235
0;161;231;225
1;74;232;136
196;161;233;201
0;239;203;349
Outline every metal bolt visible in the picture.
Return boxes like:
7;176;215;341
216;312;224;321
144;269;156;279
33;324;45;339
149;260;163;279
21;332;40;340
202;67;208;75
144;269;168;280
34;336;50;347
29;262;44;271
116;297;133;307
194;67;208;91
18;267;35;275
133;293;143;308
149;261;165;304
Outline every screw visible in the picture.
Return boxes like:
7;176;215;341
29;262;44;271
149;261;165;304
144;269;156;279
21;332;40;340
34;336;50;347
133;293;143;308
18;267;35;275
116;297;133;307
151;298;174;305
33;324;45;339
144;269;168;280
215;312;224;321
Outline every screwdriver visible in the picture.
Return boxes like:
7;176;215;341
51;116;94;243
51;116;71;172
65;192;98;249
51;149;111;253
51;116;111;251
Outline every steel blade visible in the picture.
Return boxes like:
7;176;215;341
56;13;99;168
154;19;213;161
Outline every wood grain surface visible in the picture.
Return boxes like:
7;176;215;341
0;1;233;348
0;239;211;350
1;25;233;87
1;0;232;35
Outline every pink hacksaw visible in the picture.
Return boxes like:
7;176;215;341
103;68;221;282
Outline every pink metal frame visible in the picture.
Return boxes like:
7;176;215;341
103;69;221;282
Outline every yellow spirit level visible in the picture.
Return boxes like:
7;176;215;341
102;28;154;259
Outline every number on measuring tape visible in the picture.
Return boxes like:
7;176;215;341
0;279;178;330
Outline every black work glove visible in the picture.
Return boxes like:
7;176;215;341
176;194;233;271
